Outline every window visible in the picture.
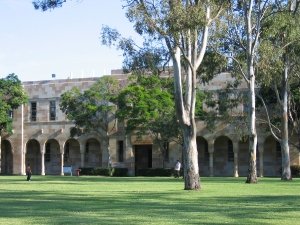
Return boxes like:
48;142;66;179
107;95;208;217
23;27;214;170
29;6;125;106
49;100;56;121
31;102;37;121
45;143;51;162
64;142;70;163
118;140;124;162
163;142;169;162
228;140;234;162
8;110;13;119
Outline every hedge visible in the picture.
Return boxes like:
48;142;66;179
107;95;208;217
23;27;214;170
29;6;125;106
136;168;175;177
291;165;300;177
79;167;128;177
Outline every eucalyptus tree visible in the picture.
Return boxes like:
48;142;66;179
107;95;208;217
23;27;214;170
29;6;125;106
224;0;278;183
121;0;228;190
0;74;28;172
60;76;120;162
290;79;300;153
33;0;227;190
257;1;300;180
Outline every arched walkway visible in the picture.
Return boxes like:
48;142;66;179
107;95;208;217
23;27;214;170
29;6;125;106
1;140;13;174
26;139;41;175
264;136;281;176
214;136;234;176
197;136;209;176
238;138;249;177
64;139;80;171
84;138;102;168
44;139;60;175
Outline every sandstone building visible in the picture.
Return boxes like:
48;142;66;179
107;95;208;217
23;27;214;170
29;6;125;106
1;73;299;177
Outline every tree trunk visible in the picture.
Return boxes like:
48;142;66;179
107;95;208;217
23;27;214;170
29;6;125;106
246;133;257;183
281;64;292;180
182;124;200;190
172;47;200;190
246;69;258;183
102;133;111;168
244;1;258;183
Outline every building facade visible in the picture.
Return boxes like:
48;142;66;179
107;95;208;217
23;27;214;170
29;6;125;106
1;73;299;177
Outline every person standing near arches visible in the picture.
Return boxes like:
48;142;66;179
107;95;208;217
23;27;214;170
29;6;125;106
174;160;181;178
26;163;32;181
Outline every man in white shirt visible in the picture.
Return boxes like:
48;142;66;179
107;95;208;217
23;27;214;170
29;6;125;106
174;160;181;178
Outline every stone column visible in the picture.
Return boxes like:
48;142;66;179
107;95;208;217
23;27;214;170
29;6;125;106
22;150;26;175
233;141;239;177
41;151;45;175
21;104;25;175
79;143;85;168
208;140;214;177
125;134;134;176
60;153;64;176
258;140;264;177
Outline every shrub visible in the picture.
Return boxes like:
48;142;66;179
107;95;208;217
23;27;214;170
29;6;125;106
79;167;110;176
291;165;300;177
94;168;110;176
79;167;95;175
137;168;173;176
78;167;127;176
111;168;128;177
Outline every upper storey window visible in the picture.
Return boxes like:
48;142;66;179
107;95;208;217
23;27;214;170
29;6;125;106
49;100;56;121
31;102;37;121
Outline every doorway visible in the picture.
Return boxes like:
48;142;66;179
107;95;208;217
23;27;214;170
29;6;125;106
135;145;152;175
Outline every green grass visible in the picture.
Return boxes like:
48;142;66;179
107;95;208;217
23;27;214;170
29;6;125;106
0;176;299;225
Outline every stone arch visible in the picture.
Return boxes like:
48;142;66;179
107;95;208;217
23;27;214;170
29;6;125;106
84;138;102;168
238;137;249;177
25;139;41;175
44;139;61;175
214;136;234;176
264;135;281;176
197;136;209;176
1;139;13;174
64;138;81;170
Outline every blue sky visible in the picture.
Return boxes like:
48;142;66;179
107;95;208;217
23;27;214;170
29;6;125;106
0;0;138;81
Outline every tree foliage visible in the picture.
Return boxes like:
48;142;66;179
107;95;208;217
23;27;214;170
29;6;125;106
116;74;181;166
120;0;228;190
256;1;300;180
0;74;28;135
60;76;120;136
32;0;67;11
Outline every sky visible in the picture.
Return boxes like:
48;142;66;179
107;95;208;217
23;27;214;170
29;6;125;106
0;0;139;81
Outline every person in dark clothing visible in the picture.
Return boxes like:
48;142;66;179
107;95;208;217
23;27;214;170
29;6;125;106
26;164;32;181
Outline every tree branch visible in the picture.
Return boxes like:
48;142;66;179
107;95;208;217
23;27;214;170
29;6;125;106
257;93;281;142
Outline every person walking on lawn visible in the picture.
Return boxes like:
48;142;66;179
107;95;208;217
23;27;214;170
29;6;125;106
174;160;181;178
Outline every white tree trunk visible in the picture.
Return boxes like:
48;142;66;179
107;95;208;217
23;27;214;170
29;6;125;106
245;1;258;183
182;124;199;190
246;74;258;183
281;64;292;180
173;46;200;190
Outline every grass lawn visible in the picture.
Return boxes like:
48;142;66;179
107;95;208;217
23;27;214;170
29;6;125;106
0;176;299;225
